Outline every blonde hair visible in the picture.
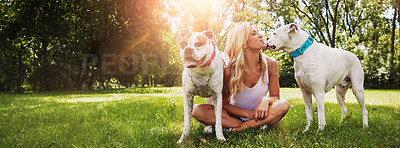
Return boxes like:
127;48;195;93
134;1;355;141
225;22;267;100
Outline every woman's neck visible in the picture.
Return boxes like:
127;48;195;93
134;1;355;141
244;49;260;70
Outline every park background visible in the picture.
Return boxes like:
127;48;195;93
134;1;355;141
1;0;400;147
1;0;399;92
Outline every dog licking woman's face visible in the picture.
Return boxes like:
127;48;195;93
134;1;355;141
265;23;300;52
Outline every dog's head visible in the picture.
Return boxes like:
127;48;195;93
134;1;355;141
265;23;301;52
177;29;216;68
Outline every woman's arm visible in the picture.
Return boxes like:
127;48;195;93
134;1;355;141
253;57;280;119
267;57;280;102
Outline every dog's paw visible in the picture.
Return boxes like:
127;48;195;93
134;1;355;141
302;129;308;133
177;134;186;143
316;127;325;135
362;124;369;130
217;136;226;142
302;126;310;133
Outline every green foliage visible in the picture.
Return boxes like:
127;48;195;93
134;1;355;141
0;0;399;91
262;0;400;88
1;88;399;147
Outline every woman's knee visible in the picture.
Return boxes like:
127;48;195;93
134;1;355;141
192;104;212;119
280;99;290;113
192;104;202;118
274;99;290;114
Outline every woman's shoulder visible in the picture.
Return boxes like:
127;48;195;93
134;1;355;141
262;53;279;76
261;53;278;65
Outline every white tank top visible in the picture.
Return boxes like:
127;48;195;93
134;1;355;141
229;54;269;121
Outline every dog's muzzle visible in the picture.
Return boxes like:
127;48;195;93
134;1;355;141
265;44;276;50
264;38;276;50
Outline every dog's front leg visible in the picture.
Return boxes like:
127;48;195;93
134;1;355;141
177;94;194;143
314;92;326;132
213;93;226;141
301;88;313;133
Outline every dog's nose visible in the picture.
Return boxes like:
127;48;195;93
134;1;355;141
266;38;270;40
184;47;195;55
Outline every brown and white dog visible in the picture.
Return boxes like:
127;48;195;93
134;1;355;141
176;29;226;143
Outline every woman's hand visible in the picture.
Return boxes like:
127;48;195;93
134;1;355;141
249;97;271;120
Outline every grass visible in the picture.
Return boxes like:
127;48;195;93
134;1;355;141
0;87;399;147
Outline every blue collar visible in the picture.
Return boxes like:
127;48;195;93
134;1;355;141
290;36;314;58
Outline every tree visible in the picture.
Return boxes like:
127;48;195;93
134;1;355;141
265;0;398;88
1;0;399;92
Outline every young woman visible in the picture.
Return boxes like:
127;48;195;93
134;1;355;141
192;22;290;131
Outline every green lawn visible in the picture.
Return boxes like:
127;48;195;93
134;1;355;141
1;88;399;147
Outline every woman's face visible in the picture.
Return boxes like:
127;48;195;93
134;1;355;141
246;26;265;50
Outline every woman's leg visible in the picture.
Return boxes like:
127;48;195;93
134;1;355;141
233;99;290;131
192;104;243;128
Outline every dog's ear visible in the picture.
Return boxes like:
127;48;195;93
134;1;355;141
288;23;298;33
177;29;190;43
202;30;216;43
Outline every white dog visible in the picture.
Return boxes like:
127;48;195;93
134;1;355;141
266;23;368;132
176;29;226;143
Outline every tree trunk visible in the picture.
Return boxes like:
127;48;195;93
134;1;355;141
153;76;157;87
149;75;153;87
390;7;397;66
330;0;340;48
397;0;400;61
16;48;24;93
87;68;96;90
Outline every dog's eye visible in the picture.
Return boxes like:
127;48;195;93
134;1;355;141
273;33;276;35
195;42;202;47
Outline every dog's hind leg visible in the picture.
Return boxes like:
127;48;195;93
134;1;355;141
350;74;368;128
301;88;313;133
335;79;350;123
178;94;194;143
